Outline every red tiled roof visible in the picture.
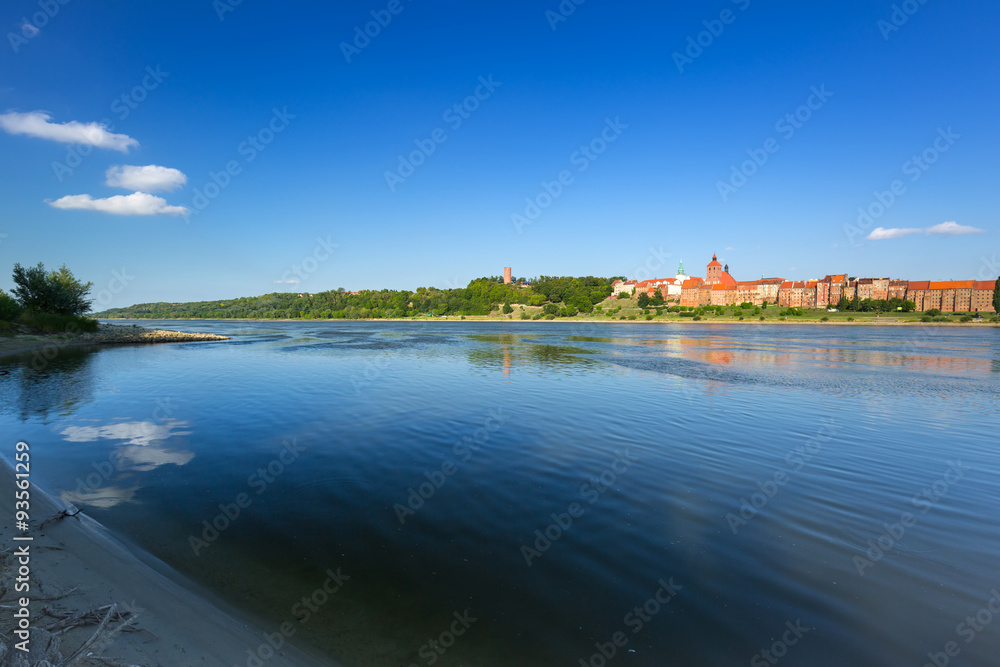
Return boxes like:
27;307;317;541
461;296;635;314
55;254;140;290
780;281;793;288
973;281;995;291
929;280;975;290
711;283;730;291
908;281;930;291
682;278;703;288
717;272;737;288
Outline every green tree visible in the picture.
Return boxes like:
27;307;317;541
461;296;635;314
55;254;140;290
637;292;650;308
0;289;22;321
994;276;1000;313
11;263;93;316
502;302;513;314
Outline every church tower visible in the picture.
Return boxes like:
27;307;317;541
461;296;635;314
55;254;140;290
706;254;723;285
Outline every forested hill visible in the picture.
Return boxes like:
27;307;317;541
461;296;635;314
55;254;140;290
93;276;620;320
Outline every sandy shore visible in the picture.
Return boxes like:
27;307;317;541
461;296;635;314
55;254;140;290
0;323;230;361
0;460;336;666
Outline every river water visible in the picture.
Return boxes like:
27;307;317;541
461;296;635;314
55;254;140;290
2;321;998;666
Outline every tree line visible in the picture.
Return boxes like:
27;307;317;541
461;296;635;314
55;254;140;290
91;276;620;320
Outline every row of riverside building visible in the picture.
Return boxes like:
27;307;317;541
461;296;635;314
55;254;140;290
610;254;996;313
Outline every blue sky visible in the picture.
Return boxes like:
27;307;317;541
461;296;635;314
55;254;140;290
1;0;997;306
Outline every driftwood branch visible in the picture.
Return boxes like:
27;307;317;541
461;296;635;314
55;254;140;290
56;603;116;666
40;509;83;529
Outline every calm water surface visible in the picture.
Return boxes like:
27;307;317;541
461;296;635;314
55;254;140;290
2;321;998;666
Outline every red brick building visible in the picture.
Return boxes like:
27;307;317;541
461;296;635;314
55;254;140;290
681;254;739;306
887;280;908;301
680;277;709;307
759;278;784;304
972;281;996;312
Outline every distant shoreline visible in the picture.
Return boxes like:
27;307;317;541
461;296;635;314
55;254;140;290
98;317;998;327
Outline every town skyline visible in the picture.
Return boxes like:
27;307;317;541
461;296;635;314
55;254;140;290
610;253;996;313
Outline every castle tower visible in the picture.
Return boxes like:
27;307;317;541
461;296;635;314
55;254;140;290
503;267;511;284
706;254;723;285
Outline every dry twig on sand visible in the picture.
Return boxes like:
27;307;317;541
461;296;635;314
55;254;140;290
39;509;82;529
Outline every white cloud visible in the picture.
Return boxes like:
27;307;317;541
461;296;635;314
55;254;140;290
867;221;986;240
48;191;188;216
724;246;735;251
0;110;138;152
867;227;922;240
926;221;984;236
106;164;186;192
274;279;300;284
60;419;191;447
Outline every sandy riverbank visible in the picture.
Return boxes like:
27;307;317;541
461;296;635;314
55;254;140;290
0;323;230;361
0;460;336;666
